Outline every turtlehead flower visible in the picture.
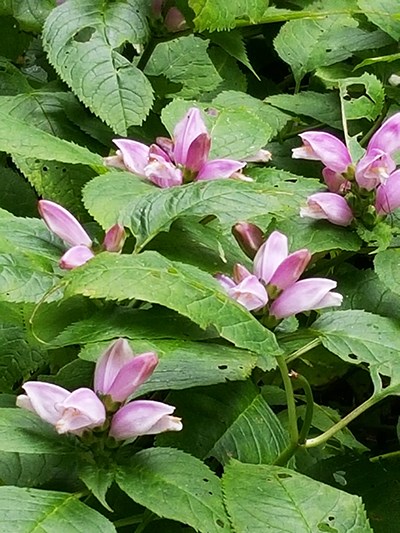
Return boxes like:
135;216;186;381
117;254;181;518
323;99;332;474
375;169;400;215
270;279;343;319
110;400;182;440
292;131;352;174
17;382;106;436
94;338;158;403
300;192;354;227
107;108;246;188
39;200;125;269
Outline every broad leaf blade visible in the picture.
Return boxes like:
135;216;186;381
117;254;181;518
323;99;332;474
116;448;231;532
222;460;372;532
188;0;266;31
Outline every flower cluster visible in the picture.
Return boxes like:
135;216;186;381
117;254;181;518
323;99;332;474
39;200;125;269
293;113;400;226
105;107;247;188
17;338;182;441
217;228;342;320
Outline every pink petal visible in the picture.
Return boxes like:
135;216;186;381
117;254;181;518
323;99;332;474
253;231;289;285
113;139;150;176
269;249;312;291
232;264;253;283
156;136;174;160
368;112;400;155
17;382;70;426
227;274;268;311
270;278;342;319
103;224;126;252
59;245;95;270
103;152;127;170
215;273;236;291
56;388;106;435
232;222;264;259
173;108;208;166
164;7;188;32
292;132;351;173
355;149;396;190
109;400;182;440
242;149;272;163
149;143;171;162
195;159;246;181
300;192;353;227
94;338;158;403
322;168;351;194
375;169;400;215
144;160;183;188
185;133;211;173
38;200;92;247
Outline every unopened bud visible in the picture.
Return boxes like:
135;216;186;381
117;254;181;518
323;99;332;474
103;224;126;253
232;222;264;259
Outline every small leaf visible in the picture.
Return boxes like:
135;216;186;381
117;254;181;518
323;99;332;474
0;486;116;532
43;0;153;135
0;0;54;32
80;464;115;511
116;448;231;532
222;460;372;532
339;73;385;121
188;0;266;31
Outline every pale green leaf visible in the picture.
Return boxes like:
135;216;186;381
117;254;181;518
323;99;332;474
65;251;281;359
158;381;288;464
339;73;385;121
210;30;258;77
222;461;372;532
359;0;400;40
43;0;153;135
0;486;116;533
145;35;222;98
188;0;266;31
116;448;231;533
0;0;54;32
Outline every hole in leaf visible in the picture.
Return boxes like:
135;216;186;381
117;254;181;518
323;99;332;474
208;491;213;495
348;353;357;360
42;166;48;172
218;364;228;370
328;516;335;521
277;473;292;479
216;519;225;528
317;523;338;533
73;27;96;43
203;478;209;483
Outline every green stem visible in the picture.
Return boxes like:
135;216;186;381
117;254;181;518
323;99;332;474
304;392;386;448
133;511;154;533
295;374;314;444
370;450;400;463
113;515;144;528
286;338;321;364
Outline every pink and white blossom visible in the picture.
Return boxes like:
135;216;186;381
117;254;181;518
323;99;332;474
300;192;354;227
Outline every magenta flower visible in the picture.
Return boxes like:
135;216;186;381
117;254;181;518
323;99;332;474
39;200;125;269
292;132;352;173
270;279;343;319
355;149;396;191
16;382;106;436
216;268;268;312
375;169;400;215
367;113;400;155
108;108;246;188
94;338;158;403
109;400;182;440
232;221;264;259
300;192;354;227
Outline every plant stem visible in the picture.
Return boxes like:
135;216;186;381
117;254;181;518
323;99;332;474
370;450;400;463
113;515;144;528
295;374;314;444
286;338;321;364
304;392;386;448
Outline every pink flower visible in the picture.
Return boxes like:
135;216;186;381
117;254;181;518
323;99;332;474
16;382;106;436
94;339;158;403
216;268;268;312
367;113;400;156
270;278;343;318
355;149;396;190
108;108;246;188
300;192;354;227
292;131;352;174
232;222;264;259
109;400;182;440
375;169;400;215
39;200;125;269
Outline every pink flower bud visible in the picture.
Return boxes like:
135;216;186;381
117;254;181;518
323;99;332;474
94;339;158;403
270;278;343;319
375;169;400;215
17;382;106;436
38;200;92;247
300;192;353;227
253;231;289;285
322;168;351;194
355;149;396;190
103;224;126;253
164;7;188;32
232;222;264;259
184;132;211;173
59;245;95;270
109;400;182;440
367;112;400;156
292;132;352;173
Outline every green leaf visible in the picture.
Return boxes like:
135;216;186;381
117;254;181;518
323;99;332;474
65;251;281;359
274;15;392;85
0;452;69;487
145;35;222;98
205;47;247;97
0;0;54;32
157;381;288;464
339;73;385;121
0;108;104;169
210;30;258;78
0;408;75;455
43;0;153;135
79;339;257;394
311;310;400;389
116;448;231;532
0;166;37;217
0;15;31;60
374;247;400;297
188;0;266;31
222;460;372;532
0;57;32;95
80;464;114;511
266;91;342;129
359;0;400;40
0;486;116;532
